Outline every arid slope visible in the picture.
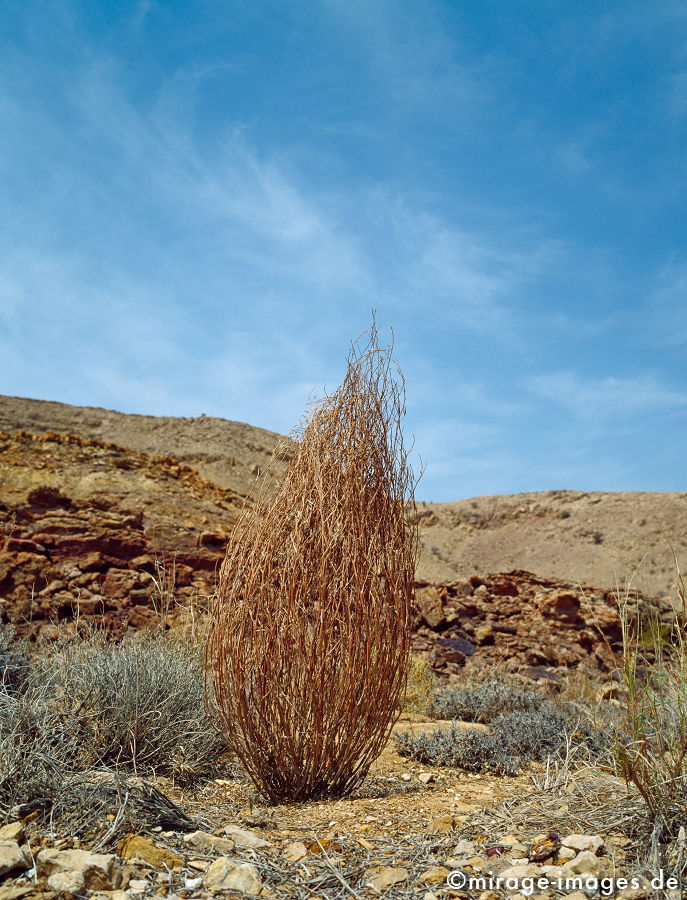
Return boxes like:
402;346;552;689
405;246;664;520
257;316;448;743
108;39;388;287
1;394;685;598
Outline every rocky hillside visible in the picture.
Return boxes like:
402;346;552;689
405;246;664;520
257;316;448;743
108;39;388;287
3;394;685;598
415;490;687;599
0;394;289;496
0;394;683;678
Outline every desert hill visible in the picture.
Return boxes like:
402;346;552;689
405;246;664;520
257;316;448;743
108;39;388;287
0;394;289;496
2;394;684;599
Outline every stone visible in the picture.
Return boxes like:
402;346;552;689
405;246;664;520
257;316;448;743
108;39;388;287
560;851;605;878
556;845;576;861
203;858;263;896
37;848;124;891
498;863;541;880
364;866;408;891
616;878;651;900
539;591;581;623
183;831;235;854
282;841;308;862
0;824;24;844
0;843;29;876
428;815;455;834
419;866;450;885
116;835;184;870
418;772;434;784
0;886;36;900
222;823;271;849
561;834;604;855
415;586;445;628
452;839;477;857
46;872;86;894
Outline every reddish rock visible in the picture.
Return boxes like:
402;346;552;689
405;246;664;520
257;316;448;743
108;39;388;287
415;585;446;628
539;591;581;623
27;486;72;508
491;579;519;596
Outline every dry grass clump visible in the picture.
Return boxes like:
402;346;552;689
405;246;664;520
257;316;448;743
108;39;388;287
0;624;30;692
613;563;687;839
206;324;418;803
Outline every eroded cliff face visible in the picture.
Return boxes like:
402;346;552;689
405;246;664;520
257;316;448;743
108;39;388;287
0;429;240;639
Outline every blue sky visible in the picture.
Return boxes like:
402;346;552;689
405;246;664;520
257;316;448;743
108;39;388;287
1;1;685;501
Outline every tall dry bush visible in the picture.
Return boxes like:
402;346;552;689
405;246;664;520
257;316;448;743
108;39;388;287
205;325;418;802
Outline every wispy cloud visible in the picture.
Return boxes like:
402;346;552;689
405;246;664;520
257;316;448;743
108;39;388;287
526;371;687;420
1;1;685;501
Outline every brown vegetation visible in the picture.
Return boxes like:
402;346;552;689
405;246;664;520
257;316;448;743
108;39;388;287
206;327;418;802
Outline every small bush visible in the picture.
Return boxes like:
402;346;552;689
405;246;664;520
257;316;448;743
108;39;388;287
0;628;228;820
397;701;582;775
430;679;542;722
395;723;519;775
33;629;227;782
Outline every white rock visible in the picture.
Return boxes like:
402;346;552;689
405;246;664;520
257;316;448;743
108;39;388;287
37;848;124;891
560;850;606;878
562;834;604;855
184;830;235;854
203;857;264;896
0;824;24;843
46;871;86;894
184;876;203;890
452;839;477;857
498;863;541;880
557;845;577;860
222;824;270;849
0;842;29;876
616;878;652;900
282;841;308;862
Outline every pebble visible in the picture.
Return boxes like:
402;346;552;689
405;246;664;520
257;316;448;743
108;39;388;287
364;865;408;891
0;825;24;844
419;865;450;885
203;858;264;896
560;850;606;878
561;834;604;855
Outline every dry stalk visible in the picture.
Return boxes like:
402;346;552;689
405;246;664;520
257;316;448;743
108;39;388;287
205;324;418;802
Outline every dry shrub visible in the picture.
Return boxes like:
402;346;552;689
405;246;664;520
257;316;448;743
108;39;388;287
206;325;418;802
613;564;687;839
